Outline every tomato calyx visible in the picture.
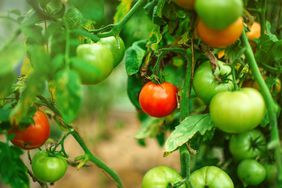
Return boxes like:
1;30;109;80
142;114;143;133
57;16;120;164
213;61;233;84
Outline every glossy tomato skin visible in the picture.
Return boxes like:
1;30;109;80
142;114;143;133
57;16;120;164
71;43;114;84
237;159;266;186
229;129;266;161
10;111;50;150
190;166;234;188
32;151;68;183
142;166;185;188
173;0;195;10
195;0;243;29
209;88;266;133
139;82;178;118
193;61;233;104
196;17;243;48
99;36;125;67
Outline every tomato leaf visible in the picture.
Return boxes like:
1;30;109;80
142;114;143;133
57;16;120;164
54;69;82;124
0;142;29;188
125;40;147;76
127;75;143;109
0;72;16;98
135;117;164;139
114;0;133;24
164;114;214;153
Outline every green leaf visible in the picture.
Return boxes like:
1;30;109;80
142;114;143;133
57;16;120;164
164;114;214;152
125;40;147;76
152;0;166;25
135;117;164;139
0;72;16;98
69;0;104;21
0;42;25;75
127;75;143;109
0;142;29;188
114;0;133;24
54;69;82;124
10;72;46;125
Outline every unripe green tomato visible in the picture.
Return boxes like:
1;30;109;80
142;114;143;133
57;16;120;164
229;129;266;161
32;151;68;183
193;61;233;104
209;88;266;133
237;159;266;186
142;166;185;188
264;164;278;183
190;166;234;188
195;0;243;29
71;43;114;84
98;36;125;67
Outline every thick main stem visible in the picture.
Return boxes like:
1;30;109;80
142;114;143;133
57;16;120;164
70;129;124;188
242;30;282;185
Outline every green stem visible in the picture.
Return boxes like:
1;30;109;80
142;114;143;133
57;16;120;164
179;145;190;180
242;30;282;185
96;0;146;38
70;129;124;188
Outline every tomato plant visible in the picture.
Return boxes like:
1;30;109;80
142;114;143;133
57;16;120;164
9;111;50;150
189;166;234;188
229;129;266;161
237;159;266;186
209;88;266;133
139;82;178;117
31;151;68;183
141;166;185;188
0;0;282;187
193;61;234;104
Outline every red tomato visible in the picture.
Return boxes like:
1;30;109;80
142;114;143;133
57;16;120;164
10;111;50;150
139;82;178;117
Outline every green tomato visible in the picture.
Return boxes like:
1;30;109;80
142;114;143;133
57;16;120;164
32;151;68;183
142;166;186;188
210;88;266;133
237;159;266;186
264;164;278;183
190;166;234;188
71;43;114;84
99;36;125;67
229;129;266;161
195;0;243;29
193;61;234;104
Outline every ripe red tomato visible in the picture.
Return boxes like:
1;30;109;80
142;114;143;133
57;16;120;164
10;111;50;150
139;82;178;118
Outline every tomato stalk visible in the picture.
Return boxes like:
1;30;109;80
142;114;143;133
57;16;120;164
242;30;282;186
70;129;124;188
260;0;267;36
94;0;146;38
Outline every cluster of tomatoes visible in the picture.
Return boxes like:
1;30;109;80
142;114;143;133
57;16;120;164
138;0;271;187
9;111;68;183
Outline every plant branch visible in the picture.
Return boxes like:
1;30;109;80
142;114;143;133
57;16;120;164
242;30;282;185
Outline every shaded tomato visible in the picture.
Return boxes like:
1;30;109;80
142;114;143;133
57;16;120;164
209;88;266;133
139;82;178;118
237;159;266;186
10;111;50;150
196;17;243;48
229;129;266;161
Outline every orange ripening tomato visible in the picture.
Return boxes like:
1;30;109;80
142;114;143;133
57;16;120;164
139;82;178;118
173;0;195;10
196;17;243;48
10;111;50;150
246;22;261;40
